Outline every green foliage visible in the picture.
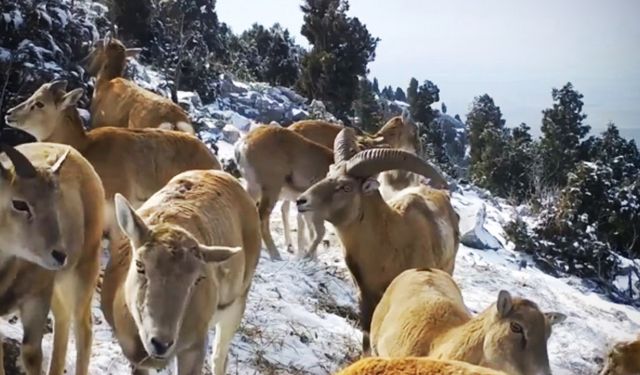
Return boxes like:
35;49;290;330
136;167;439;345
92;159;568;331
394;87;406;102
407;80;439;126
467;94;505;170
353;77;382;133
235;23;302;87
298;0;379;121
106;0;154;44
539;82;590;186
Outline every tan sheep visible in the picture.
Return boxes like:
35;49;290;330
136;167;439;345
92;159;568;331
600;335;640;375
371;268;566;375
0;143;104;375
83;33;194;133
334;357;508;375
102;170;261;375
295;128;457;351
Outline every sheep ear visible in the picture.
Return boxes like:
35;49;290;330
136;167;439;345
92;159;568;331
115;193;149;247
59;88;83;110
199;245;242;263
125;48;142;58
544;312;567;327
496;290;513;317
362;177;380;195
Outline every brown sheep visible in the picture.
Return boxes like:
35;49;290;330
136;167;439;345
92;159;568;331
84;33;194;133
600;336;640;375
371;268;566;375
0;143;104;375
334;357;508;375
295;128;457;351
103;170;261;375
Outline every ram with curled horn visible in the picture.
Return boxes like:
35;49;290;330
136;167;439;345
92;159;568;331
296;128;459;352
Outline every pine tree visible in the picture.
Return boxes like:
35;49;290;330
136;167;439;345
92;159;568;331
441;102;447;114
372;77;380;94
539;82;590;186
394;87;406;102
353;77;382;133
407;80;439;126
298;0;379;121
407;78;418;106
466;94;505;173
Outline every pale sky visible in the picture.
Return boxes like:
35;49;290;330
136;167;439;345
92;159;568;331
217;0;640;140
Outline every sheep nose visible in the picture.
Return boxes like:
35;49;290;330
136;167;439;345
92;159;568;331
150;337;174;356
296;198;307;206
51;250;67;266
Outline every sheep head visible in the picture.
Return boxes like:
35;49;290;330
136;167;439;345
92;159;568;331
296;128;448;226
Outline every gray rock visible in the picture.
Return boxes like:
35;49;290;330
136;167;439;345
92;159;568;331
221;124;241;144
460;204;502;250
279;87;306;104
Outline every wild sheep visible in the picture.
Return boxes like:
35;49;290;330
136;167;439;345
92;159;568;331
334;357;508;375
102;170;261;375
83;33;194;134
600;336;640;375
295;128;456;351
235;124;335;260
0;143;104;375
4;81;220;263
371;268;566;375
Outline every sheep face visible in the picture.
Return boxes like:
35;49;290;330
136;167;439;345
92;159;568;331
376;115;421;153
482;291;564;375
600;339;640;375
0;145;69;270
5;81;82;141
296;164;380;226
115;194;239;360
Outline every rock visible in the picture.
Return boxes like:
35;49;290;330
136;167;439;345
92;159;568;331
460;204;502;250
2;337;25;375
218;74;248;95
279;87;306;105
221;124;241;144
178;91;202;110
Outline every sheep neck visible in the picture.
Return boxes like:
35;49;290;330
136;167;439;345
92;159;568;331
47;107;90;152
432;306;494;364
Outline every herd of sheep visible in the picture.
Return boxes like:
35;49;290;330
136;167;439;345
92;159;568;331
0;34;637;375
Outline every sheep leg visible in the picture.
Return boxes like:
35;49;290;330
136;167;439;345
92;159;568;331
304;213;326;259
211;297;246;375
258;187;282;260
48;289;71;375
19;294;50;375
176;339;206;375
72;256;100;375
359;292;380;356
281;200;294;253
296;212;308;257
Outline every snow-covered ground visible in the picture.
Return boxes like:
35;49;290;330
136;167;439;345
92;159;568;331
2;177;638;374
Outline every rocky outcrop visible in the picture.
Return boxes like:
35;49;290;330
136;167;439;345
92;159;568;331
461;204;502;250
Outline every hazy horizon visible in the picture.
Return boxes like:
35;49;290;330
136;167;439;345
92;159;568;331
218;0;640;141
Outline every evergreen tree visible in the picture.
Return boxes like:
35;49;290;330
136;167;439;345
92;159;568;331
353;77;382;133
407;80;439;126
372;77;380;94
466;94;505;173
298;0;379;121
107;0;154;44
394;87;406;102
586;123;640;179
441;102;447;114
512;122;532;145
539;82;590;186
407;77;418;106
380;85;395;100
238;23;301;87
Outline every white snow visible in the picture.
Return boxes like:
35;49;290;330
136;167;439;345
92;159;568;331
1;184;638;374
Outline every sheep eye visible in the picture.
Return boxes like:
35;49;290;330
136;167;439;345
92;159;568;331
135;260;145;274
11;200;31;216
194;276;205;285
35;102;44;108
510;322;523;334
342;185;352;192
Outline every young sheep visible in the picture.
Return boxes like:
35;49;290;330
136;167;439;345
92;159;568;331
370;268;566;375
102;170;261;375
600;336;640;375
4;81;220;266
295;128;457;351
0;143;104;375
84;33;194;133
334;357;508;375
234;124;335;260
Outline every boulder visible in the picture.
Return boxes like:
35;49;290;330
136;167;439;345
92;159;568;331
221;124;241;144
460;204;502;250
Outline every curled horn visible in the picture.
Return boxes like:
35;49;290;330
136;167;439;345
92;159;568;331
345;148;449;190
0;144;37;178
333;128;359;164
